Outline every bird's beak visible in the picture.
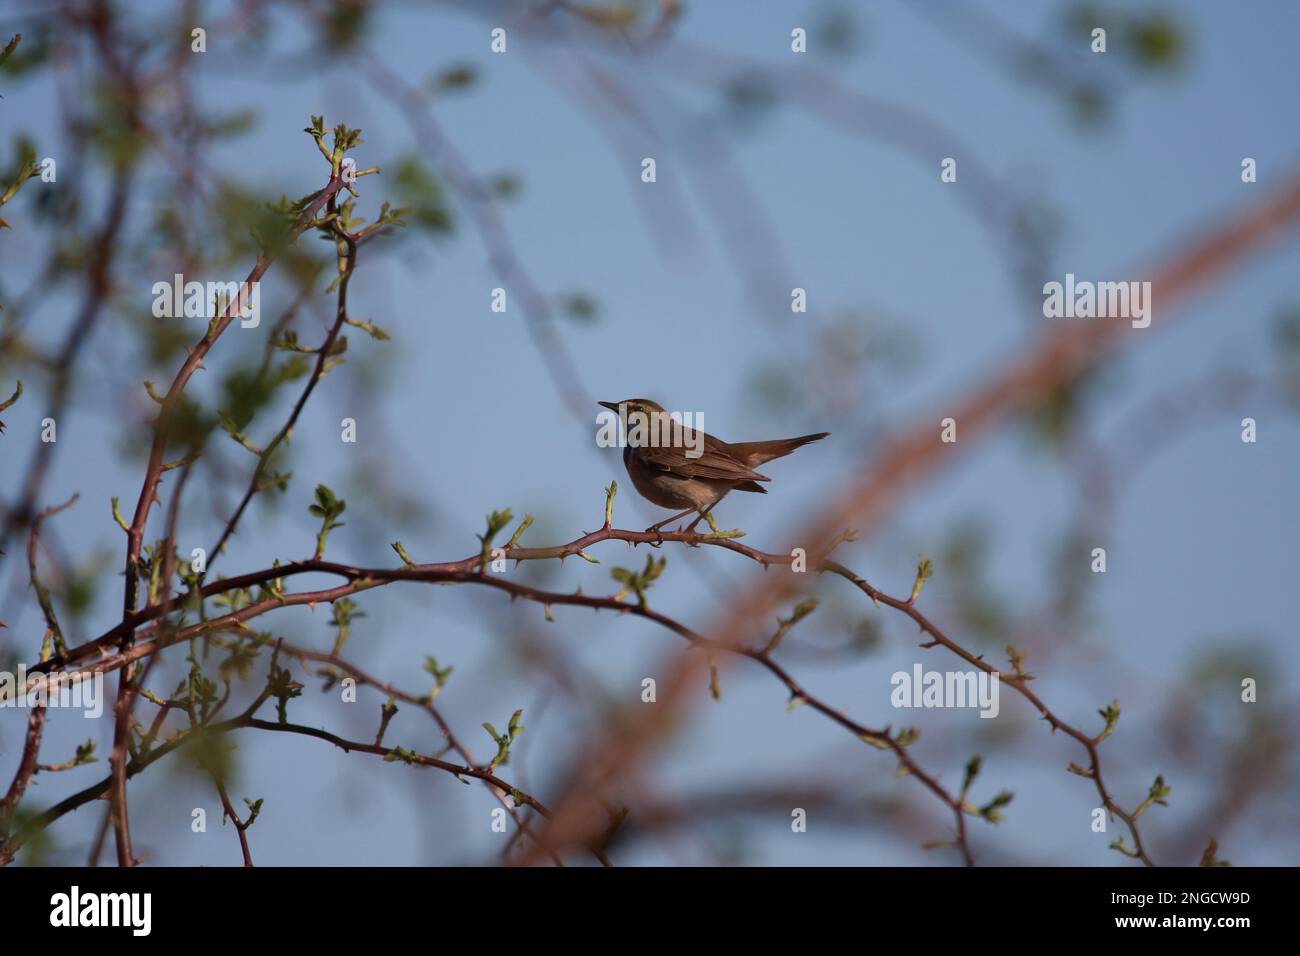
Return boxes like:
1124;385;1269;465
598;401;619;412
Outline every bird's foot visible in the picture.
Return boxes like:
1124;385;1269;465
699;512;744;540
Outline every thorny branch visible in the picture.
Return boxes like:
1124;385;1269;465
13;515;1171;867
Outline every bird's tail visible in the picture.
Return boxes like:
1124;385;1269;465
729;432;830;467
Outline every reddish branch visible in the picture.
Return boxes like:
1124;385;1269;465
121;174;346;621
0;700;556;867
104;173;346;867
0;493;82;846
27;525;1059;866
213;778;255;868
275;641;585;866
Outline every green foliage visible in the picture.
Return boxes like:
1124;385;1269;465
1024;364;1109;449
908;555;933;603
267;658;304;723
270;329;316;354
201;109;258;140
488;173;521;200
217;411;260;455
309;484;347;558
186;658;221;721
345;316;391;340
481;509;514;539
0;139;40;228
84;82;145;170
603;480;618;527
1136;774;1171;817
1126;13;1186;70
41;739;98;773
54;557;105;624
253;570;286;608
1059;6;1189;125
507;514;533;548
1005;645;1033;680
219;631;273;683
257;187;326;258
72;739;97;766
1096;700;1121;742
1066;5;1187;71
383;746;417;765
220;360;309;434
611;553;667;609
241;797;264;828
422;655;453;702
937;522;1010;643
482;709;525;769
1200;838;1230;868
391;540;416;567
764;596;819;653
390;155;454;235
0;33;23;70
1109;835;1140;858
961;755;1014;823
329;597;364;655
894;727;920;748
429;63;477;93
0;30;49;80
477;508;514;570
376;696;399;745
558;292;599;323
212;586;253;613
0;379;20;432
318;0;370;51
978;790;1015;824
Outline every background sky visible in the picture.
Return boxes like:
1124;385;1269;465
2;0;1298;866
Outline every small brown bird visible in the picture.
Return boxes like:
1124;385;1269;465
598;398;829;534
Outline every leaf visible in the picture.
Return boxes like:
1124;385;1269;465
0;33;19;71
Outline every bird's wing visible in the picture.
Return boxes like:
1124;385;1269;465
639;434;770;483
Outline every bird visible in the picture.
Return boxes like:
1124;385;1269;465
598;398;829;535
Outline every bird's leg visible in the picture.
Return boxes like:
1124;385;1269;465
690;505;745;540
685;503;719;534
645;507;696;537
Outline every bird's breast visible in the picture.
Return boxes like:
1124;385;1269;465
623;449;727;511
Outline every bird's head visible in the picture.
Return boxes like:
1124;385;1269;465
598;398;666;421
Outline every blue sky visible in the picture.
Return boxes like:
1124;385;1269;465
2;0;1298;865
